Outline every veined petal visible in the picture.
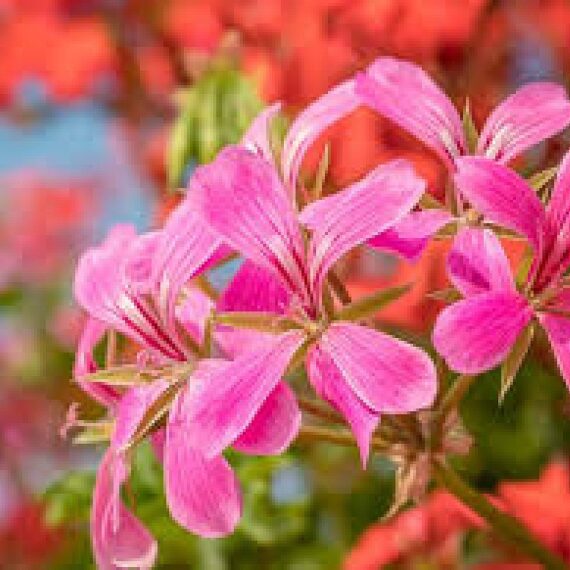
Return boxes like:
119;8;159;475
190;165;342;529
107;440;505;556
74;317;119;408
547;148;570;237
454;157;545;251
538;312;570;392
241;103;281;164
75;226;185;361
92;450;156;570
215;261;292;357
217;260;291;314
164;393;242;538
307;343;379;467
300;160;425;297
176;287;214;346
233;381;301;455
530;152;570;290
74;224;137;326
122;231;161;296
183;331;305;458
478;82;570;164
368;209;452;261
282;79;359;198
193;146;311;304
112;380;170;450
356;57;466;167
318;322;437;414
448;227;515;297
433;291;533;374
153;193;223;327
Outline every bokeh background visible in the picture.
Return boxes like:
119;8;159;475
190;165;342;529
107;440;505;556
2;1;570;568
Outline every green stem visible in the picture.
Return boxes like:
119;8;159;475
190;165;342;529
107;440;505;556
297;425;391;453
433;459;567;570
298;397;342;423
327;271;352;305
438;374;476;418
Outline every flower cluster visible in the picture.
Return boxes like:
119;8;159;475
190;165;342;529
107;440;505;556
71;57;570;568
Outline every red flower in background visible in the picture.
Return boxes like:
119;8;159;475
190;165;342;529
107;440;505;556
345;462;570;569
0;173;95;285
0;503;63;568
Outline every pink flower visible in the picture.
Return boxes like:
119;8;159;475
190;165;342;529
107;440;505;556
356;57;570;169
73;222;301;565
433;152;570;389
181;136;437;467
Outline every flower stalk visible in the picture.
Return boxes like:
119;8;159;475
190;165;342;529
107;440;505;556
432;458;568;570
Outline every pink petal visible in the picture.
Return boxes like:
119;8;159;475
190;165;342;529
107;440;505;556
152;193;223;327
215;261;292;358
74;317;120;408
92;450;157;570
75;227;186;361
122;231;161;295
176;287;214;345
282;79;359;198
368;209;452;261
74;224;137;326
192;146;311;305
477;82;570;164
433;291;533;374
318;322;437;414
538;313;570;391
300;160;426;298
307;343;379;467
241;103;281;164
183;331;305;458
217;260;291;314
448;227;515;297
112;380;170;450
233;381;301;455
454;157;545;251
547;148;570;234
164;395;242;538
356;57;466;167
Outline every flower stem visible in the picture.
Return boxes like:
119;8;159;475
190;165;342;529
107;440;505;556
438;374;476;418
432;459;567;570
297;425;391;453
327;271;352;305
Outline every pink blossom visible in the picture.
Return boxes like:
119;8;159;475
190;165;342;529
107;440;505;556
181;137;437;466
433;152;570;390
73;222;301;565
356;57;570;169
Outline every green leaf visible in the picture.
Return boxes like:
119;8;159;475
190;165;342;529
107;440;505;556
418;193;445;210
43;471;95;527
124;383;180;450
427;287;462;304
335;283;412;322
76;365;156;386
462;98;479;153
214;311;301;333
167;67;263;189
313;143;330;199
516;246;534;287
500;323;535;404
527;166;558;195
72;421;114;444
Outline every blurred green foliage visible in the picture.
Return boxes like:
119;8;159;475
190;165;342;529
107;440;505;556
43;344;570;569
167;65;263;189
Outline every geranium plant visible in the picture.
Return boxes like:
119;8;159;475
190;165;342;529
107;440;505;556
68;58;570;569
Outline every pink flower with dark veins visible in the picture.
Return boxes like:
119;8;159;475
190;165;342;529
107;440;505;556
179;117;437;467
433;151;570;390
73;220;301;567
356;57;570;170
